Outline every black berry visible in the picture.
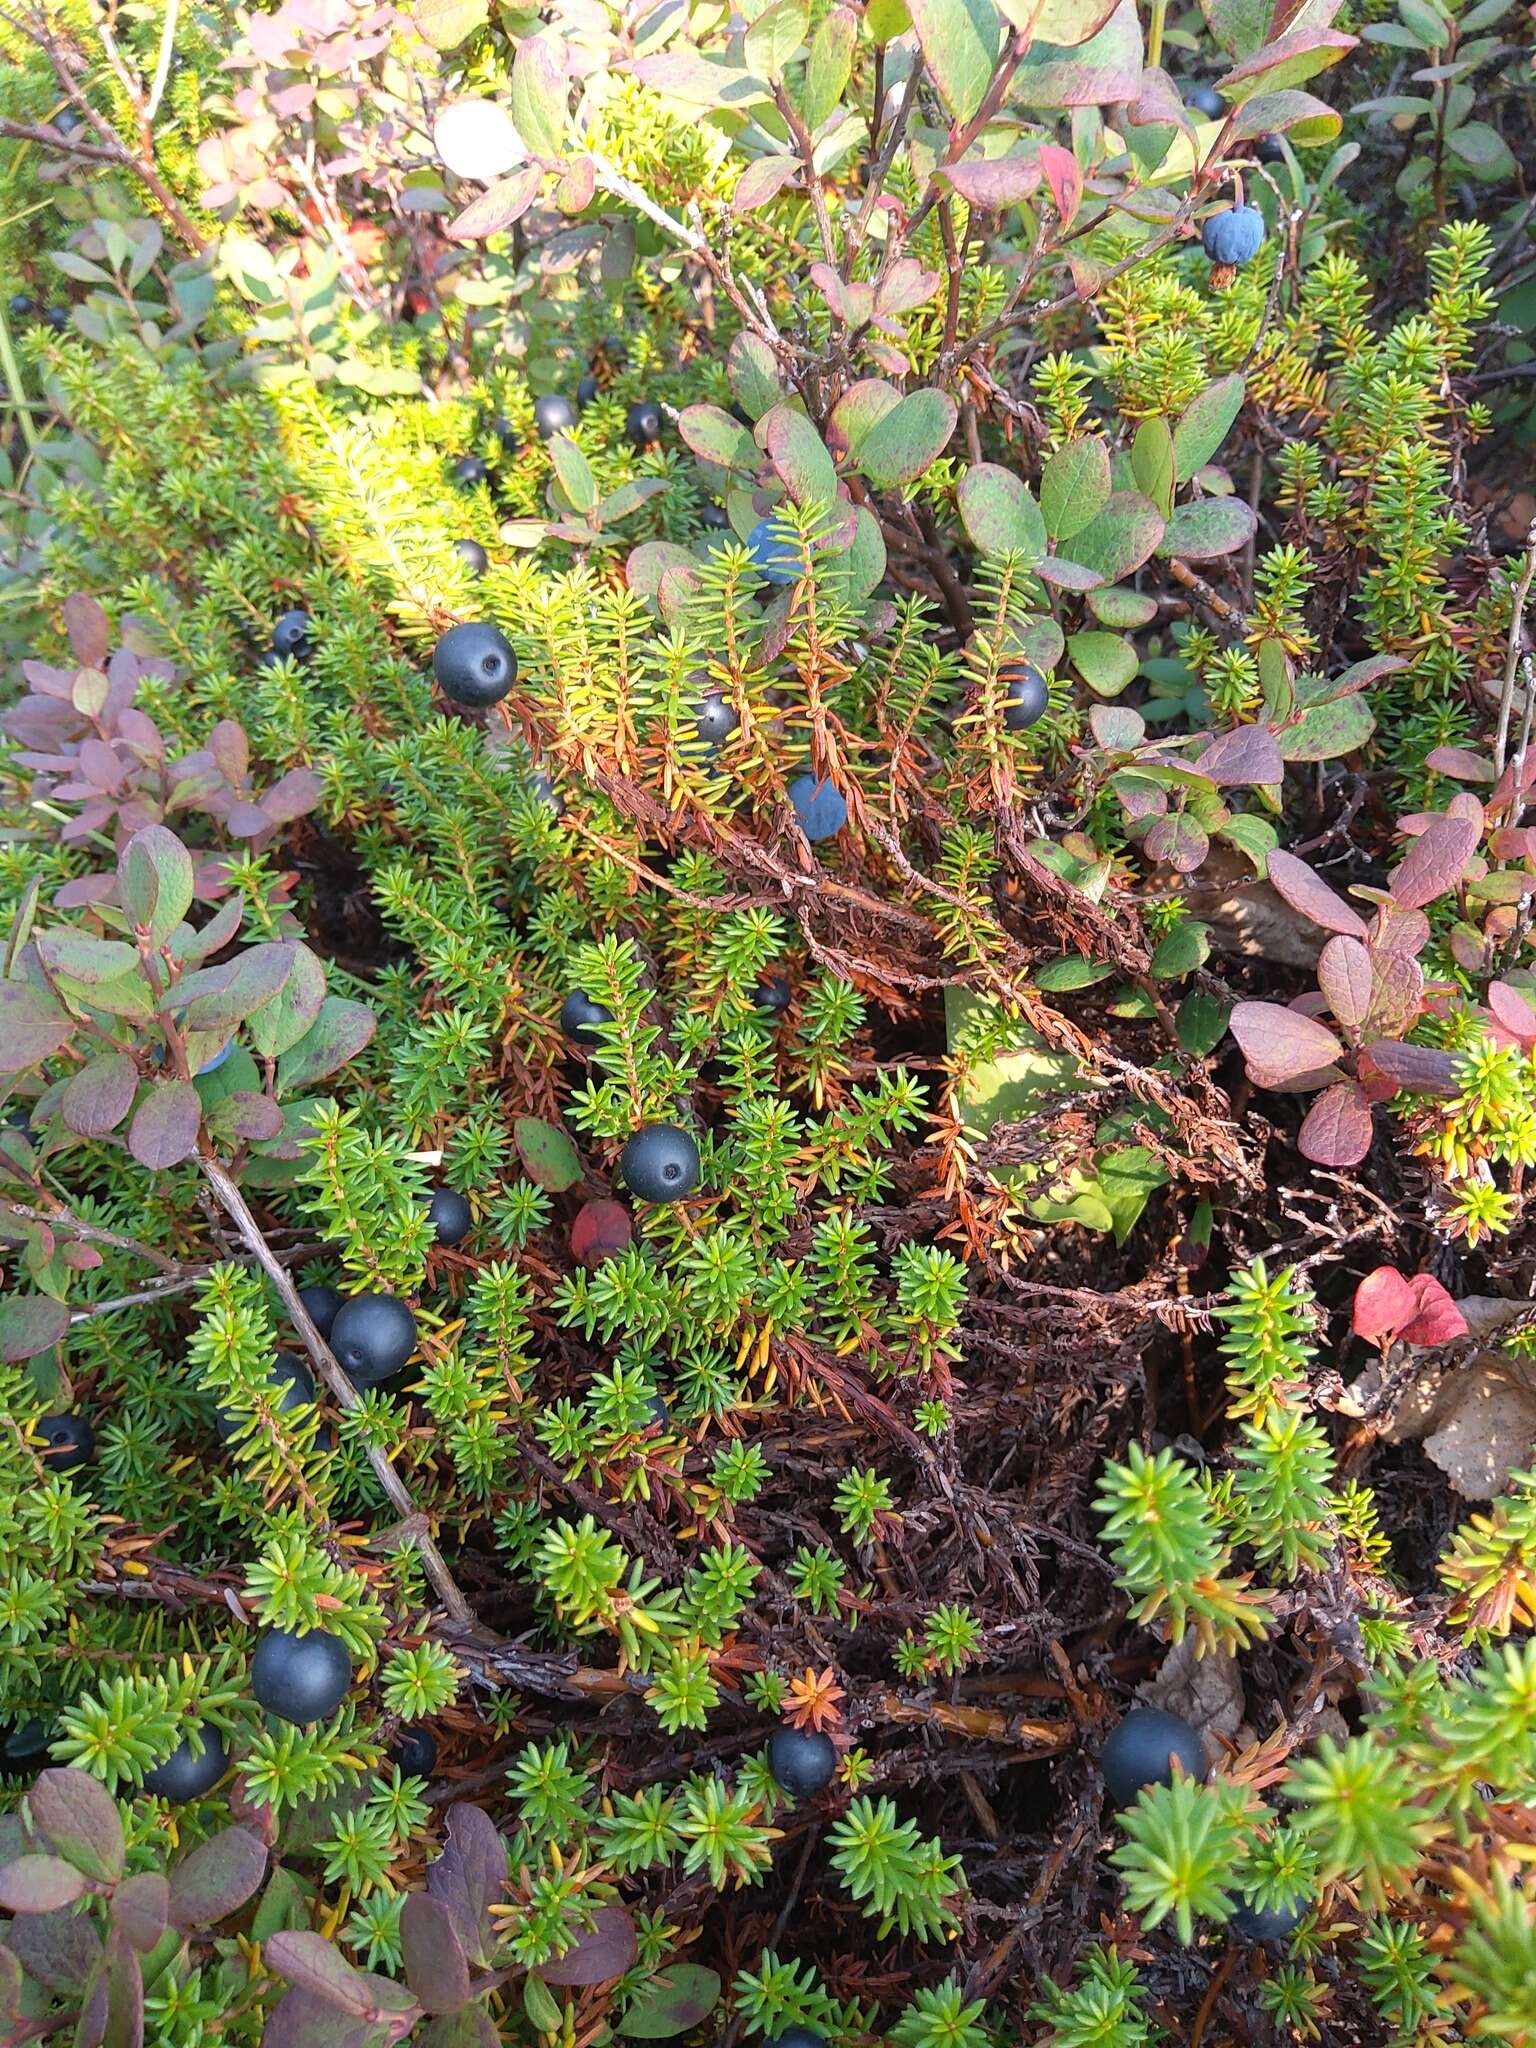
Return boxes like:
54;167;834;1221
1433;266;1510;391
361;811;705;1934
768;1725;838;1798
1185;82;1225;117
576;372;599;407
425;1185;472;1246
728;401;753;428
0;1719;51;1771
454;538;489;576
625;399;663;449
451;454;488;488
694;693;739;750
299;1283;345;1340
753;973;792;1015
55;108;83;136
698;501;731;531
764;2031;826;2048
329;1293;417;1386
491;415;521;452
8;294;35;321
533;393;577;440
1229;1891;1306;1942
433;621;517;708
390;1725;438;1778
1001;659;1049;731
41;306;68;333
561;989;613;1047
36;1411;93;1475
620;1123;700;1204
528;766;564;817
215;1353;316;1444
271;609;313;659
1100;1707;1207;1808
250;1627;353;1725
1254;134;1284;164
143;1727;228;1803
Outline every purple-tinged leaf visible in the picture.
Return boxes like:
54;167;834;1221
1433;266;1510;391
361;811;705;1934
1266;849;1368;937
100;1931;144;2048
1388;812;1481;909
218;1094;285;1142
1317;935;1372;1033
119;826;193;946
1488;980;1536;1044
1363;951;1423;1039
416;2012;499;2048
61;1054;138;1138
1229;1000;1344;1083
1090;705;1146;750
540;1908;638;1985
1277;692;1375;761
1426;744;1494;783
758;405;838;508
64;595;111;669
1319;651;1408;700
875;257;941;315
258;770;323;827
112;1874;169;1954
1298;1081;1372;1166
0;1855;88;1913
127;1081;201;1171
425;1805;506;1969
35;935;138;987
1036;556;1104;590
1144;813;1209;872
941;155;1043;206
30;1770;125;1884
448;165;541;240
1361;1039;1456;1096
0;1295;70;1362
732;155;799;211
170;1827;267;1930
1369;899;1431;959
6;1903;102;1991
954;464;1046;560
264;1934;375;2016
809;262;874;328
400;1896;472;2014
1196;724;1283;786
1399;1274;1468;1347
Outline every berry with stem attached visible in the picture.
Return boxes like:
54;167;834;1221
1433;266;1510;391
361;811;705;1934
620;1123;700;1203
433;622;517;708
250;1627;353;1725
330;1294;418;1386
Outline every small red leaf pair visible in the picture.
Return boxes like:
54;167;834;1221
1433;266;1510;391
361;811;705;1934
1351;1266;1468;1348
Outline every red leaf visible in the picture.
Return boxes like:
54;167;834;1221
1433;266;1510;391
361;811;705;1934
63;594;110;669
569;1199;632;1267
1229;1001;1344;1084
1351;1266;1417;1343
1400;1274;1469;1348
1388;812;1480;910
1298;1081;1373;1166
1037;143;1083;227
1425;745;1494;782
127;1080;202;1169
1265;849;1368;937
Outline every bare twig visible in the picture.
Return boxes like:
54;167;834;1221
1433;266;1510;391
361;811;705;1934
1493;518;1536;776
196;1150;475;1628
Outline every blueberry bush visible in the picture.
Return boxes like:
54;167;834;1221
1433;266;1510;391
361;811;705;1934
1;0;1536;2039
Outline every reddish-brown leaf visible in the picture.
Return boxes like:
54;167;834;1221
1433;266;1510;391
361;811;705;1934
1265;849;1367;937
1298;1081;1372;1166
1400;1274;1469;1348
1229;1001;1344;1084
1388;812;1481;910
570;1199;632;1267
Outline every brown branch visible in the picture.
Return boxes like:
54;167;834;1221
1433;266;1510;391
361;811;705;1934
196;1149;474;1629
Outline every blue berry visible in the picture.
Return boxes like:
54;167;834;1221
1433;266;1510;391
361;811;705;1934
251;1627;352;1725
1185;82;1225;117
271;609;313;659
1001;659;1050;731
788;773;847;842
1201;204;1265;267
533;393;577;440
746;518;800;585
620;1123;700;1203
214;1352;316;1444
391;1725;438;1778
425;1186;471;1246
143;1728;228;1803
767;1726;838;1797
451;454;488;488
433;621;517;708
330;1293;417;1386
753;973;791;1015
1101;1707;1207;1807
